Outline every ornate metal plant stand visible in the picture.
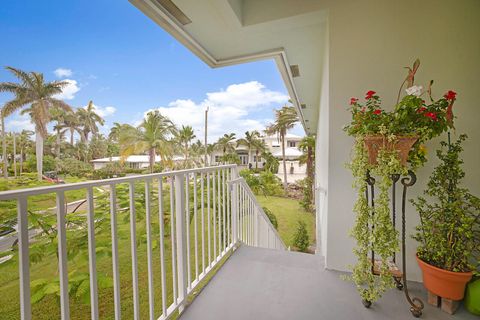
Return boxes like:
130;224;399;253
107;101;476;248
362;170;425;318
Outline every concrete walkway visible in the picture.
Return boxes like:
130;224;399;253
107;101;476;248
180;245;476;320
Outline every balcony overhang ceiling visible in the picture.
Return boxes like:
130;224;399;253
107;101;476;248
130;0;328;134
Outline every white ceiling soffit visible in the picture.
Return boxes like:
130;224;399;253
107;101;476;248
129;0;328;134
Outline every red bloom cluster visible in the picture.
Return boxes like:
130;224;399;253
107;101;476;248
373;109;382;115
365;90;376;99
425;112;437;121
350;97;358;105
444;90;457;101
417;106;427;114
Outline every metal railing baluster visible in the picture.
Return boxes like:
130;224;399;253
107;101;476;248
56;191;70;320
109;184;121;320
86;187;99;319
129;182;140;320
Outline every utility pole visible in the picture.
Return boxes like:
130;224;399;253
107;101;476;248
1;109;7;179
204;106;209;167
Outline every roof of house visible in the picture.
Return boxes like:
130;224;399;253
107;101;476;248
272;147;303;158
91;155;184;163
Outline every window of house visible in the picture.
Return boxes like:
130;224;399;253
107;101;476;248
288;141;296;147
215;155;221;163
253;155;262;162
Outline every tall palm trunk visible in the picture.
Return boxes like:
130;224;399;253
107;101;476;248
56;129;61;159
70;128;74;145
255;150;259;169
35;127;44;181
149;148;156;173
1;113;7;178
20;147;23;175
281;132;287;190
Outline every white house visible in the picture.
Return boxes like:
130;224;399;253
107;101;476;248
91;155;185;170
210;133;307;182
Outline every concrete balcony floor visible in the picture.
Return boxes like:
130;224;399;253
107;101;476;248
180;245;476;320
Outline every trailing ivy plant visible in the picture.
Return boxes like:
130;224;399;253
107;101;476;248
412;134;480;274
347;129;406;302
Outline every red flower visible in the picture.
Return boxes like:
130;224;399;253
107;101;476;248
417;106;427;114
425;112;437;121
361;107;366;112
350;97;359;105
373;109;382;115
443;90;457;101
365;90;376;99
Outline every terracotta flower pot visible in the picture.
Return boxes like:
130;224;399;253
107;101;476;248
363;135;418;166
416;255;473;300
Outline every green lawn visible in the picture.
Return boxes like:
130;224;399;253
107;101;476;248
257;196;316;250
0;174;88;222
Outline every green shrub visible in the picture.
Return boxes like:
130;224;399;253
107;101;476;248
240;169;284;196
56;158;92;177
298;177;314;212
24;155;56;173
258;171;284;196
262;206;278;229
293;220;309;252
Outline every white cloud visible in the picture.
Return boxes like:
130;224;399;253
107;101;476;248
53;79;80;100
83;103;116;118
141;81;289;143
5;114;34;132
54;68;73;78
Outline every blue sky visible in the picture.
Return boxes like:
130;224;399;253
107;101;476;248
0;0;302;142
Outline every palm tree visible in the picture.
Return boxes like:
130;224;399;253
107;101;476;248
77;100;104;142
299;135;315;183
119;110;177;173
62;111;82;145
237;130;261;169
108;122;130;142
265;105;299;190
0;67;72;180
50;107;68;159
216;133;236;155
17;130;34;175
176;125;196;163
253;139;267;170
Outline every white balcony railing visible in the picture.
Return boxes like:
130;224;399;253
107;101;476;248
0;165;285;320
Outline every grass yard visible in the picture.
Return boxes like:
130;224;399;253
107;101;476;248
257;196;316;250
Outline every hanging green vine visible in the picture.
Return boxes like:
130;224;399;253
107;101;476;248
347;131;406;302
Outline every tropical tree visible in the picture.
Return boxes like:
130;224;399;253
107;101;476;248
299;135;315;182
237;130;261;169
108;122;130;142
299;135;316;212
253;138;267;170
77;100;104;142
175;125;196;163
50;107;68;159
17;130;34;174
265;105;299;190
61;111;82;145
0;67;72;180
216;133;236;155
119;110;177;172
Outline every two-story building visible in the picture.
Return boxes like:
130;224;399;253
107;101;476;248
211;133;307;182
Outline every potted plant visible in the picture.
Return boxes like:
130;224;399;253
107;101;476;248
412;134;479;302
344;60;458;303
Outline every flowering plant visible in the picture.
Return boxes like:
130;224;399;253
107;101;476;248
344;59;457;168
344;60;459;303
